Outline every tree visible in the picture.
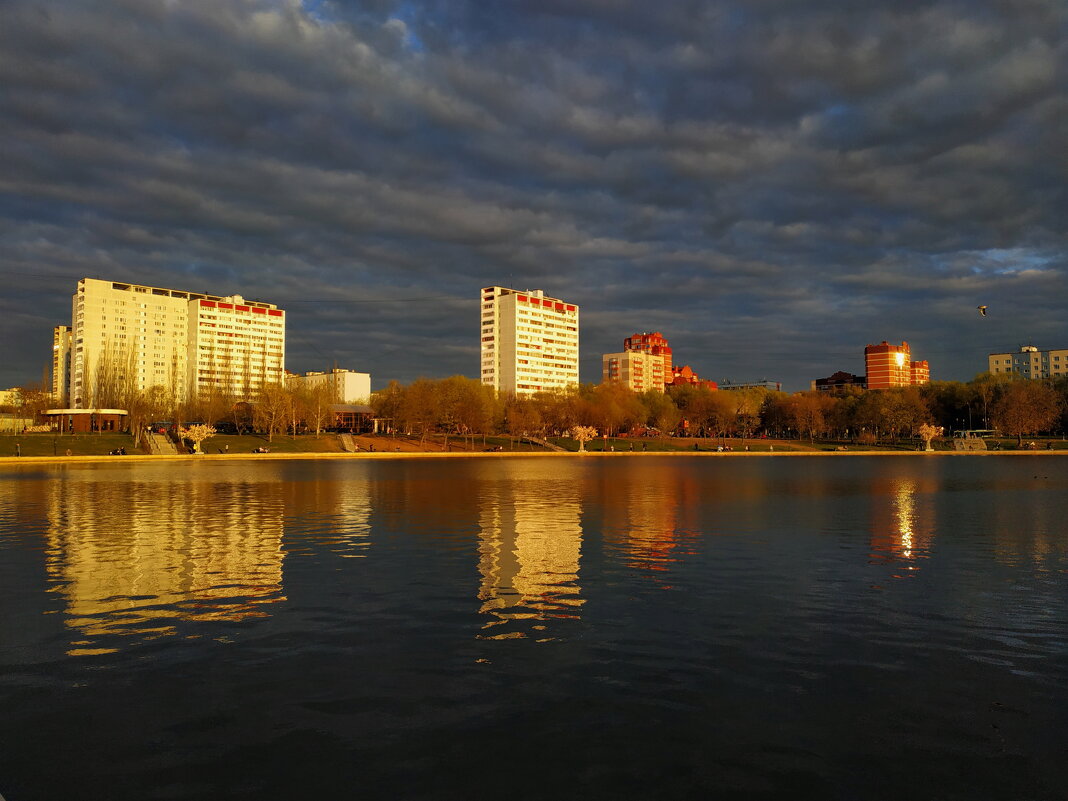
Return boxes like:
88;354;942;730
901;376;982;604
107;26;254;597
852;391;889;442
992;381;1061;445
17;382;51;427
178;423;217;454
398;378;439;444
760;392;791;438
589;382;644;436
971;372;1014;430
197;386;236;431
730;388;765;440
452;379;497;447
286;384;309;436
504;395;541;448
536;388;582;436
568;425;598;452
881;388;929;441
305;382;335;437
787;393;826;441
918;423;943;451
640;390;679;438
371;380;404;435
254;382;291;442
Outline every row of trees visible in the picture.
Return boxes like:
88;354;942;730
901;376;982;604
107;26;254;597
2;374;343;443
365;373;1066;446
7;367;1065;446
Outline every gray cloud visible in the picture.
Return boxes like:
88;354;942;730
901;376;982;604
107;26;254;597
1;0;1065;390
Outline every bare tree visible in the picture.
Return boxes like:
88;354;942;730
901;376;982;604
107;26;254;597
306;382;335;437
505;395;541;449
993;381;1061;446
254;382;291;443
398;379;438;444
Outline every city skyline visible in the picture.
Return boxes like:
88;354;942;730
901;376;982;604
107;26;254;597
2;1;1065;392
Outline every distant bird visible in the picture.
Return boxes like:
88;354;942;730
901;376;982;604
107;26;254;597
978;305;988;316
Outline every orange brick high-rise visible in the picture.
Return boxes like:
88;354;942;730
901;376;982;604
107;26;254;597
864;341;930;389
602;332;672;393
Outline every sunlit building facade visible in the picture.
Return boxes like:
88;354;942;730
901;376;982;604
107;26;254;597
52;325;72;405
624;331;673;363
603;331;671;393
602;350;667;393
864;341;929;390
70;278;284;407
667;364;719;391
189;295;285;400
988;345;1068;380
287;368;371;403
480;286;579;395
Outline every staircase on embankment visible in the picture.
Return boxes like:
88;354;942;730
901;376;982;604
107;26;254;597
145;431;180;455
521;435;568;452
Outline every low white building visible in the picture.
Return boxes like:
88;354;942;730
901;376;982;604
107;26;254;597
989;345;1068;380
287;369;371;404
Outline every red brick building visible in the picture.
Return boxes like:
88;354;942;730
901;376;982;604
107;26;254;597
864;341;930;390
624;332;673;362
603;332;676;393
667;364;718;391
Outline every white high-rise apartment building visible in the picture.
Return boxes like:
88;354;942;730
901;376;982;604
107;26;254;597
52;325;72;405
480;286;579;395
70;278;285;408
189;295;285;399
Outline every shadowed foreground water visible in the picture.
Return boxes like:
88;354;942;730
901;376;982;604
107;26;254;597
1;456;1066;800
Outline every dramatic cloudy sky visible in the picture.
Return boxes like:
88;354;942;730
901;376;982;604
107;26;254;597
2;0;1065;391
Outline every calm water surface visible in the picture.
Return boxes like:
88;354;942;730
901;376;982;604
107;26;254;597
1;456;1066;800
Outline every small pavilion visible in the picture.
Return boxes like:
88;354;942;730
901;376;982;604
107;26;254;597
43;409;129;434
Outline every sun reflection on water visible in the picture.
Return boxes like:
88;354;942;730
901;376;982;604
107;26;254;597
868;475;935;576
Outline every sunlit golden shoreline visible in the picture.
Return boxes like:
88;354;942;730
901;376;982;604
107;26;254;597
0;450;1063;466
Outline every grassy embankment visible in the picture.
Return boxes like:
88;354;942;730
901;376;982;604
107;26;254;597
1;431;1063;459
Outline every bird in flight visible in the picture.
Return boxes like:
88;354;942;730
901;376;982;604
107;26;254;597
978;305;988;316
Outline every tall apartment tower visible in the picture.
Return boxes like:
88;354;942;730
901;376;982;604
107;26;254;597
480;286;579;395
70;278;285;408
52;325;72;405
188;295;285;399
864;341;930;390
602;331;672;393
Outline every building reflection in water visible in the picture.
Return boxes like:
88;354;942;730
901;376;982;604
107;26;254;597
596;460;702;581
476;461;585;640
44;476;286;655
868;475;936;576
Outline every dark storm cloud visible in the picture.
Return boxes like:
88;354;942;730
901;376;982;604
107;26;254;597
1;0;1065;389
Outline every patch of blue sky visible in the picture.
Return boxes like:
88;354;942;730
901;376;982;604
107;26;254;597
390;2;426;52
966;248;1057;275
300;0;335;25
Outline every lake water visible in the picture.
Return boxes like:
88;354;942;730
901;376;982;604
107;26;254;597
1;455;1066;800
